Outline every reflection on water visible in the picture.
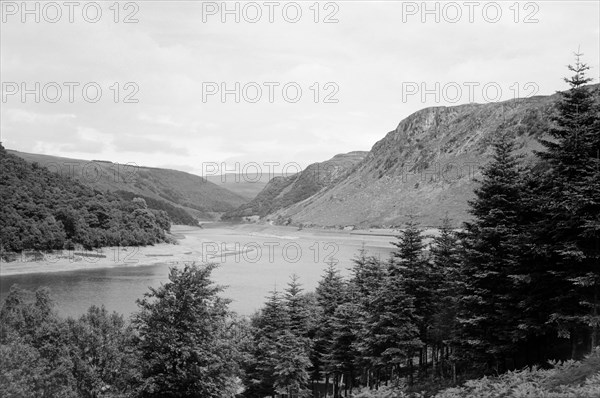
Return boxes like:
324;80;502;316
0;227;395;318
0;264;170;318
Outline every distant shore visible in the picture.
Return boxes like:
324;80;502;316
0;225;205;277
0;223;415;277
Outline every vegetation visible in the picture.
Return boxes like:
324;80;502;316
9;150;248;220
133;263;240;397
1;56;598;397
233;54;600;396
0;145;172;253
115;190;198;226
0;263;245;398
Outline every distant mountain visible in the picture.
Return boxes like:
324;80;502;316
242;85;599;228
223;151;368;220
205;173;269;201
8;151;248;222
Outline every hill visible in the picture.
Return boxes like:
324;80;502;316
8;150;248;222
205;172;269;200
260;86;599;228
223;151;368;221
0;144;172;253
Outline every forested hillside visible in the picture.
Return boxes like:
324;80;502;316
0;144;173;252
10;150;248;221
114;190;197;226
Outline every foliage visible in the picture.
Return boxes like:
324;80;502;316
132;263;239;398
0;285;138;398
434;358;600;398
115;190;197;226
0;144;172;253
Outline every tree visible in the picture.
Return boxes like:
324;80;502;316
242;289;289;398
359;258;420;386
133;263;239;398
390;217;432;375
273;329;312;398
314;262;346;397
0;286;77;398
535;52;600;356
66;306;140;397
349;248;387;381
285;274;311;339
329;297;361;396
429;217;462;378
458;133;528;371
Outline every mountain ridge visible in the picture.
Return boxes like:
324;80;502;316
242;85;599;227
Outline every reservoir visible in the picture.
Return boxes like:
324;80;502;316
0;224;396;318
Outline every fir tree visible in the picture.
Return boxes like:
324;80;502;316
459;133;528;370
243;289;289;397
390;217;432;374
429;217;462;378
536;52;600;355
314;262;346;397
285;274;311;339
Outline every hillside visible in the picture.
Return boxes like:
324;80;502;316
205;172;269;200
263;87;599;228
8;150;248;222
223;151;368;220
0;144;172;252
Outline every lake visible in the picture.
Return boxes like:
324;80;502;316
0;224;396;318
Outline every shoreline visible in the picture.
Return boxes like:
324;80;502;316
0;225;205;277
0;223;404;278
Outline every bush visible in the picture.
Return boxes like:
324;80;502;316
434;353;600;398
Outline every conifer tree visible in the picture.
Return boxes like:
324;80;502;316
536;52;600;355
390;217;432;374
349;249;387;380
314;262;346;396
243;289;289;397
459;133;528;370
359;259;421;386
273;329;312;398
285;274;311;339
329;291;362;396
429;217;461;377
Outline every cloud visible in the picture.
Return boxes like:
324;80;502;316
1;1;598;172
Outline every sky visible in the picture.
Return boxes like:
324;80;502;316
1;0;599;177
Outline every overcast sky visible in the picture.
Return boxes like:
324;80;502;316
1;1;599;176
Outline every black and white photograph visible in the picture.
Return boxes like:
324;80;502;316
1;1;599;397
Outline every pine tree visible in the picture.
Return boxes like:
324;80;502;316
429;217;462;378
273;329;312;398
278;274;312;397
329;293;361;396
390;217;432;374
243;289;289;397
535;52;600;356
458;133;528;371
359;259;421;386
349;248;387;382
285;274;311;339
350;248;386;313
314;262;346;397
